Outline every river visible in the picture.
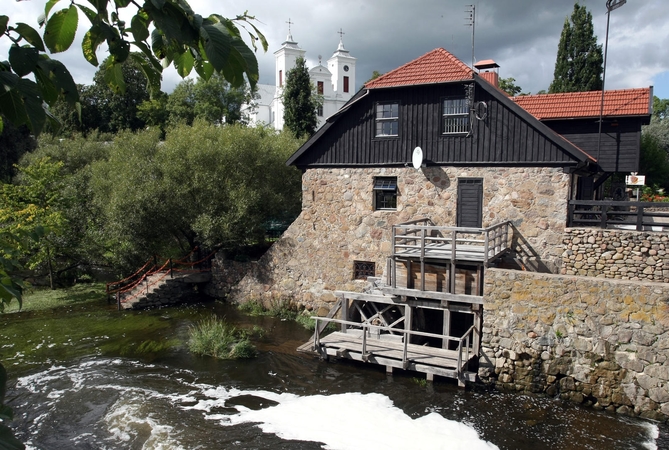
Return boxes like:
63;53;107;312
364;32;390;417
1;297;666;449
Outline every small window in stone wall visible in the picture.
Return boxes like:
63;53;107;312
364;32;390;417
353;261;375;280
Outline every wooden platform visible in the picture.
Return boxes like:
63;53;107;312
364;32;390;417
394;243;491;263
299;329;477;384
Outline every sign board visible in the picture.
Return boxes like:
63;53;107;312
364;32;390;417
625;175;645;186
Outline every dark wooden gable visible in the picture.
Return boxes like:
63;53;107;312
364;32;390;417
288;76;590;169
542;117;645;173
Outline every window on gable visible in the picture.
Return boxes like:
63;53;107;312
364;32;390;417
375;103;399;137
353;261;376;280
317;81;324;95
442;97;469;134
279;70;283;87
317;105;323;117
373;177;397;210
343;76;350;93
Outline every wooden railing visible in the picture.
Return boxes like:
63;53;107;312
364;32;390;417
312;317;475;378
568;200;669;231
391;220;511;265
106;248;215;310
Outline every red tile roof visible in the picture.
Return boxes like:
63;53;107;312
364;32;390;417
365;48;473;89
511;88;651;120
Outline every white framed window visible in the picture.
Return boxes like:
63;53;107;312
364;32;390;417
373;177;397;210
442;97;469;134
376;102;399;137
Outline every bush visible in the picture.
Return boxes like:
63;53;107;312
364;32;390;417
188;317;257;359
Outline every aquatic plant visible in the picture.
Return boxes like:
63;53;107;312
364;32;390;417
188;317;257;359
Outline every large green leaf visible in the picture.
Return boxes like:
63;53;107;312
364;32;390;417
36;56;79;106
104;61;126;94
82;27;103;66
14;23;45;52
44;0;61;18
17;78;47;135
133;41;162;73
8;45;39;77
0;85;30;127
0;423;26;450
130;12;150;42
172;49;194;78
0;71;20;92
200;22;232;74
130;53;162;93
44;5;79;53
193;53;214;81
0;16;8;35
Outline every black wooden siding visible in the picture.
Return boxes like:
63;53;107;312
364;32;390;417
545;119;643;173
292;82;582;168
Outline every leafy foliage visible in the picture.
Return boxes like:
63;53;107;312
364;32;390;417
283;57;319;138
89;123;302;269
549;3;603;93
188;316;257;359
498;77;524;97
166;73;251;127
1;1;267;135
640;103;669;192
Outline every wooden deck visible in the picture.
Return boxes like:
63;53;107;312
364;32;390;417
300;317;478;385
392;220;511;265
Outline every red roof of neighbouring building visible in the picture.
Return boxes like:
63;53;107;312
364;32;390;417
511;88;652;120
364;48;473;89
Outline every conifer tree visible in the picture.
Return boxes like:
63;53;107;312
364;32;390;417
283;57;319;138
549;3;603;93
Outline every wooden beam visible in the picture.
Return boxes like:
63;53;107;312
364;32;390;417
380;287;484;304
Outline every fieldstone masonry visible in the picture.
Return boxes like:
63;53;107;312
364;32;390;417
481;268;669;421
231;166;570;308
562;228;669;283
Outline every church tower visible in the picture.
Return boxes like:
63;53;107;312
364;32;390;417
273;24;305;130
326;31;356;120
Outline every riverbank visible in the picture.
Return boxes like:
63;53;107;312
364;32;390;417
3;282;107;313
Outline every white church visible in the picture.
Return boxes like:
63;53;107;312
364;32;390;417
243;29;357;131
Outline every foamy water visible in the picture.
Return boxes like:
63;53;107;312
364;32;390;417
8;359;662;450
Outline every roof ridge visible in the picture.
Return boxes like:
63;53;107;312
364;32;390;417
364;48;473;89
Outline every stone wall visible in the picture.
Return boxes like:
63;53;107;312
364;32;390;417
562;228;669;283
202;257;253;299
232;166;570;309
480;268;669;421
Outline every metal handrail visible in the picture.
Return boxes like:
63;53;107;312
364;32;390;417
312;317;476;376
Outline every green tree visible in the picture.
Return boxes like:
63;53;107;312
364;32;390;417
366;70;383;84
0;157;68;289
549;3;603;93
166;74;250;126
499;77;524;96
639;130;669;192
137;91;169;130
1;1;267;136
283;57;319;138
652;96;669;121
89;123;302;268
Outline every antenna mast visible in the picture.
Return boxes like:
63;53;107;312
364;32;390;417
465;5;475;68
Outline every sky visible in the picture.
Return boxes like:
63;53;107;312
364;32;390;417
3;0;669;99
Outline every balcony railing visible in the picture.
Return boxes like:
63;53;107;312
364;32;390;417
568;200;669;231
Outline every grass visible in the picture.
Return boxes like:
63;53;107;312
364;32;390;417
238;298;337;332
188;317;258;359
3;282;107;313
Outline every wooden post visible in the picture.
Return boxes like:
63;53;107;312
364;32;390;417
340;295;348;333
116;291;121;311
170;258;173;278
637;205;644;231
442;308;451;349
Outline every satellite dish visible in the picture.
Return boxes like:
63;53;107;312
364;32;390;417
412;147;423;170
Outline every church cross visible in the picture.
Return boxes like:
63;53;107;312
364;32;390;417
286;18;294;34
337;28;345;40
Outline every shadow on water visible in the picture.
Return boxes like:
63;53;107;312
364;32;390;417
2;296;667;450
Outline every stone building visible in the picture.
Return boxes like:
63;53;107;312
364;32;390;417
222;48;669;419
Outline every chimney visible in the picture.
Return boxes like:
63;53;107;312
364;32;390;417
474;59;500;88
